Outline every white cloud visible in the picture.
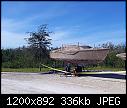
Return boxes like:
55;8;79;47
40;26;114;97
1;14;58;48
75;29;126;46
1;30;27;48
1;18;30;48
51;30;71;40
1;14;125;48
50;28;126;48
1;4;72;49
50;30;72;47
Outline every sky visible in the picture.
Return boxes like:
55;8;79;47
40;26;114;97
1;1;126;49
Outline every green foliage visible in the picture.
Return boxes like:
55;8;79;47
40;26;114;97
1;38;126;69
100;42;126;69
26;24;52;60
1;68;49;72
1;46;53;68
104;52;125;68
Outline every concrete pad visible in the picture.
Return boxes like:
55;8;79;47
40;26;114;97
1;72;126;94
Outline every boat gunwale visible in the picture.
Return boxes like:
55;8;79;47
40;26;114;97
50;48;109;54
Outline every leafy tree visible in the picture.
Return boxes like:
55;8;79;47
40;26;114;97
25;24;52;68
100;42;126;68
2;38;125;69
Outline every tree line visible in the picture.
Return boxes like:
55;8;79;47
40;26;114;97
98;42;125;68
1;25;126;69
2;42;126;69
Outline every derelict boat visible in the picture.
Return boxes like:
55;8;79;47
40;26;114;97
50;45;109;64
116;53;126;60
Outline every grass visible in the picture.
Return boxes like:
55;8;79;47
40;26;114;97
1;66;125;72
84;66;125;71
1;68;50;72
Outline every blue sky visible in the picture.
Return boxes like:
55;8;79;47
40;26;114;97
1;1;126;48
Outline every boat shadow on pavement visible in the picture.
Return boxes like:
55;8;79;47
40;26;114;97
78;73;126;80
39;71;126;80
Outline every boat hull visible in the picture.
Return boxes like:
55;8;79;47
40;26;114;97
116;53;126;60
50;48;109;64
